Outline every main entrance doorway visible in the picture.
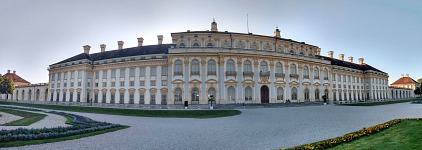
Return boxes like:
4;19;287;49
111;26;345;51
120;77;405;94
261;85;269;103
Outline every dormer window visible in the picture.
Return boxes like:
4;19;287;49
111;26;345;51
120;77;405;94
251;45;257;50
207;43;213;48
179;43;186;48
193;43;199;48
299;52;304;56
290;50;295;54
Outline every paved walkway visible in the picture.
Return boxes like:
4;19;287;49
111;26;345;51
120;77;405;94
0;108;70;130
0;112;23;125
2;102;422;150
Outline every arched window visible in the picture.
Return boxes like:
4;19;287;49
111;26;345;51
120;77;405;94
179;43;186;48
207;43;213;48
276;63;283;74
16;90;19;100
44;89;48;101
227;86;236;101
277;48;282;53
245;86;252;101
291;87;298;100
290;64;297;75
264;46;270;51
315;89;320;101
237;44;244;49
36;89;40;100
191;87;199;103
277;87;284;100
299;52;304;56
251;45;257;50
227;60;235;72
223;43;229;48
244;60;252;73
174;60;183;75
174;88;182;104
22;90;25;100
309;53;313;57
324;89;329;100
191;59;199;75
290;50;295;54
304;88;310;101
333;91;337;101
314;67;319;79
344;92;348;101
261;61;268;72
193;43;200;48
303;66;309;78
208;87;216;98
324;68;329;79
28;90;32;100
207;60;216;75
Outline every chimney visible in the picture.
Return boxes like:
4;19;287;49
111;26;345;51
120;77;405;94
339;54;344;61
7;70;10;73
348;56;353;63
118;41;124;50
211;18;218;32
100;44;106;52
327;51;334;58
401;74;404;78
137;37;144;46
274;27;281;38
157;35;163;45
358;58;364;65
83;45;91;54
13;70;16;74
406;74;409;77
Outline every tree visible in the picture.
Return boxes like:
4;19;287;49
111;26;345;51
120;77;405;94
415;87;421;97
1;77;15;99
418;78;422;89
0;75;4;94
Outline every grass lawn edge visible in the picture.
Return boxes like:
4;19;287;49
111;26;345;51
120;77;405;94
336;99;416;106
0;107;47;126
0;125;130;148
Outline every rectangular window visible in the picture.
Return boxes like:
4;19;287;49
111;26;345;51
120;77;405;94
139;93;145;104
77;92;81;102
95;82;98;87
119;92;124;104
120;69;125;78
151;81;156;86
102;92;106;103
140;67;145;77
150;94;156;105
58;73;61;80
57;83;61;88
130;81;134;86
103;70;107;79
111;70;116;78
161;93;167;105
71;82;74;87
140;81;145;86
71;72;75;79
94;93;98;103
162;67;167;76
151;67;156;76
64;73;67;80
120;81;125;87
78;71;82;79
110;93;115;104
78;82;81;87
69;92;73;102
130;68;135;77
95;71;99;79
87;82;90;87
64;83;67;87
111;82;115;87
129;92;134;104
162;80;167;86
102;82;107;87
87;72;91;79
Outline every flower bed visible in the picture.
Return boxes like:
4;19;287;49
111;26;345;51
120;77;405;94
0;107;123;143
290;118;421;150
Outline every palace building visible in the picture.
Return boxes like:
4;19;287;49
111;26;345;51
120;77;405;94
3;21;415;107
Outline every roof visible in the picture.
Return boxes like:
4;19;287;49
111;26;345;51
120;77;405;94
172;31;319;48
53;44;173;65
2;73;30;84
391;76;418;85
316;55;386;73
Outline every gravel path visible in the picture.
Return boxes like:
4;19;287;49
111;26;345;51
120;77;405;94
0;112;23;125
2;102;422;150
0;110;70;130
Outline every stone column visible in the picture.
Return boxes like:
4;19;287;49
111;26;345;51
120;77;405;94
237;58;243;103
200;58;207;104
254;58;260;103
269;61;275;103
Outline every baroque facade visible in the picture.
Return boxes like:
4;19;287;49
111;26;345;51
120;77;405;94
3;21;415;105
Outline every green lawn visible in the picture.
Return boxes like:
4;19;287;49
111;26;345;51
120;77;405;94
0;101;241;118
338;99;415;106
329;120;422;150
0;107;47;126
0;126;129;148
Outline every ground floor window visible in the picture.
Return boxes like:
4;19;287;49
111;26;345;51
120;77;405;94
315;89;320;101
150;94;156;105
94;93;98;103
227;86;236;101
129;92;134;104
56;92;60;101
277;87;284;100
291;87;297;100
304;89;309;101
69;92;73;102
119;92;124;104
102;92;107;103
63;92;67;102
139;93;145;104
77;92;81;102
111;93;115;104
161;93;167;105
245;86;252;101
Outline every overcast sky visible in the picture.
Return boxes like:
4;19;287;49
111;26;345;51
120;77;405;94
1;0;421;84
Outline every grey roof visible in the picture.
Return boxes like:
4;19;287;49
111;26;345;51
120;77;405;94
316;55;386;73
53;44;173;65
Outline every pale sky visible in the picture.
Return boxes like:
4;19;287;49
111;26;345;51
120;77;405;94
0;0;421;84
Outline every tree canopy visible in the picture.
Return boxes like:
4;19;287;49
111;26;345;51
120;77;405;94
0;76;15;94
415;87;421;96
